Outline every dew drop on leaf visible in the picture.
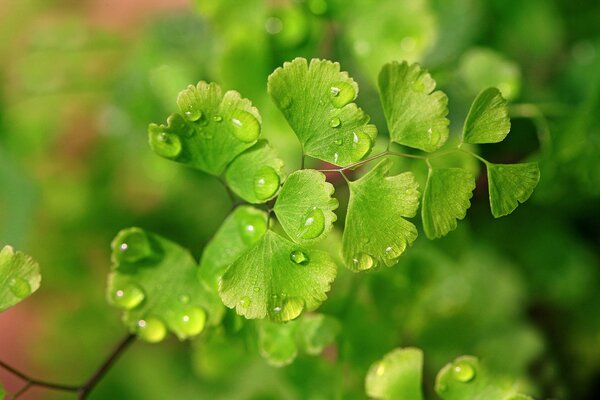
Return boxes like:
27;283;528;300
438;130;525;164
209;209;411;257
172;306;206;338
239;296;251;308
329;81;355;108
254;287;260;293
290;250;309;265
115;228;154;263
183;107;202;122
382;244;404;267
299;207;325;239
110;282;145;310
136;316;167;343
350;130;372;161
334;138;342;146
329;117;341;128
375;361;386;376
352;253;374;271
9;277;31;299
230;110;260;142
452;360;476;382
213;115;223;122
253;166;280;200
149;131;182;159
238;213;268;245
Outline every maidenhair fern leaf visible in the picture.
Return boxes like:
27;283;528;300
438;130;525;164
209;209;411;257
379;61;449;152
487;163;540;218
422;168;476;239
342;159;420;271
107;228;223;342
268;57;377;166
273;169;338;244
148;81;261;175
463;87;511;144
365;348;424;400
0;245;41;312
225;140;285;203
219;230;337;322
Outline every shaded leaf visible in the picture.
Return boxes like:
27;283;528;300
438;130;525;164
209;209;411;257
107;228;223;342
366;347;424;400
379;61;449;152
422;168;476;239
487;163;540;218
148;81;261;175
343;160;420;271
0;245;41;312
273;169;338;244
219;230;337;322
463;87;511;144
268;57;377;166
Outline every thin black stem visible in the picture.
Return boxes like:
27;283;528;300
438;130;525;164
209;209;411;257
318;150;427;173
77;333;136;399
0;360;79;392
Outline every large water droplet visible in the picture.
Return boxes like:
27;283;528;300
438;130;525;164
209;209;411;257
253;166;280;200
352;253;374;271
9;277;31;298
290;250;309;265
149;130;182;159
350;130;372;161
111;282;145;309
329;117;341;128
238;213;268;245
382;244;404;267
114;228;153;263
172;306;206;338
299;208;325;239
329;81;355;108
452;360;475;382
136;317;167;343
230;111;260;142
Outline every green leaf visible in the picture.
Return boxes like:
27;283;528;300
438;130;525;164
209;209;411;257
378;61;449;152
342;160;420;271
225;140;285;203
268;58;377;166
0;245;41;312
107;228;223;342
487;163;540;218
148;81;261;175
365;347;424;400
435;356;533;400
219;230;337;322
421;168;476;239
463;87;511;144
273;169;338;244
199;206;268;286
257;313;340;367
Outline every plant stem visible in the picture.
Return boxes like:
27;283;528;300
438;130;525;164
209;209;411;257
0;360;80;393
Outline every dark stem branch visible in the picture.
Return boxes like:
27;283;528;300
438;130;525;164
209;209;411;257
0;360;80;392
77;333;136;399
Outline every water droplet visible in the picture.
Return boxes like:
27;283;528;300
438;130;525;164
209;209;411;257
329;117;341;128
299;208;325;239
350;130;372;161
230;110;260;142
114;228;153;263
179;294;190;304
149;130;182;159
253;166;280;200
290;250;309;265
9;277;30;298
110;282;145;309
238;213;268;245
213;115;223;122
412;80;425;93
239;296;251;308
452;360;475;382
136;317;167;343
183;108;202;122
383;245;404;267
172;306;206;338
334;138;342;145
333;153;339;164
273;306;282;313
253;287;261;293
329;81;355;108
375;362;386;376
352;253;374;271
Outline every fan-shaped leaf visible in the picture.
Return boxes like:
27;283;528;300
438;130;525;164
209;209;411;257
366;347;424;400
268;57;377;166
0;245;41;312
487;163;540;218
463;87;511;144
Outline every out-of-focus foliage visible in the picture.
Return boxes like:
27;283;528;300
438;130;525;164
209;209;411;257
1;0;599;399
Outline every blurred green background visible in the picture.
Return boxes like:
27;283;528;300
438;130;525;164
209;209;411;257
0;0;599;398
